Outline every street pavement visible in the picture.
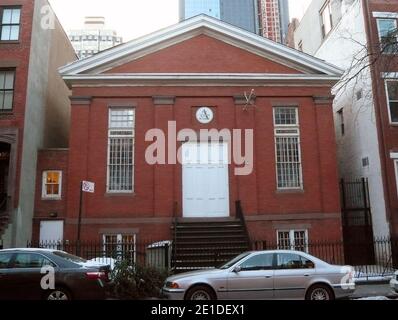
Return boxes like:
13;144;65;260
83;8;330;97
350;283;397;300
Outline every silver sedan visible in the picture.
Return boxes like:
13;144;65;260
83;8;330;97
391;271;398;294
162;250;356;300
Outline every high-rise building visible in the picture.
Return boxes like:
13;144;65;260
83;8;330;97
180;0;259;34
179;0;290;43
68;17;123;59
258;0;290;43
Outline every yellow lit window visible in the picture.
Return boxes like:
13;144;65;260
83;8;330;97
42;171;62;199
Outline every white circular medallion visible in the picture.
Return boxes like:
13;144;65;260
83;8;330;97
196;107;214;124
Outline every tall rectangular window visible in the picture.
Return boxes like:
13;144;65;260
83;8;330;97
274;107;303;189
107;108;135;193
386;80;398;123
0;7;21;41
320;1;333;38
377;18;398;54
0;70;15;111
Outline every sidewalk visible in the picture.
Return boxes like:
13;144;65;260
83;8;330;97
351;283;398;300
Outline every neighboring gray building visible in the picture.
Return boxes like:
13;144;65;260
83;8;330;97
179;0;259;34
68;17;123;59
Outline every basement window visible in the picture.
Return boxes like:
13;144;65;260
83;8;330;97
277;230;309;253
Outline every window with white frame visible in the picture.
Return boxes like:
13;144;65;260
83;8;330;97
274;107;303;189
386;80;398;123
320;1;333;38
107;108;135;193
42;171;62;199
103;234;136;263
0;7;21;41
277;230;308;252
377;18;398;54
0;69;15;111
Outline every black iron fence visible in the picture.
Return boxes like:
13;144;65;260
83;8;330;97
28;237;398;280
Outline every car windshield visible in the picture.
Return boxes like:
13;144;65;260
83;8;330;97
219;252;252;269
53;251;87;264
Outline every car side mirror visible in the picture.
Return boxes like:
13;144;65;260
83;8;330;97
233;266;242;273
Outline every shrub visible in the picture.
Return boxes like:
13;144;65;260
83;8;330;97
109;261;170;300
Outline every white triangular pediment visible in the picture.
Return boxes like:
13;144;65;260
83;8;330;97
60;15;342;77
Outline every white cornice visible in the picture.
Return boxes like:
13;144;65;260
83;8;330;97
383;72;398;79
373;12;398;19
60;15;343;77
62;73;340;87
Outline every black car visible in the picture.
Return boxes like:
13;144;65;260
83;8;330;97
0;248;111;300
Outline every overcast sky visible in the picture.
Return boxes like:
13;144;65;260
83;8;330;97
48;0;312;41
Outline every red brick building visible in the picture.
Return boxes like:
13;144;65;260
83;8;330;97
0;0;76;248
364;0;398;239
32;15;343;250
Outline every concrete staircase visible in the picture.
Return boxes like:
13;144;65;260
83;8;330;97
171;218;250;272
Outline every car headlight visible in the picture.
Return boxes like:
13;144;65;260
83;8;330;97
166;281;180;289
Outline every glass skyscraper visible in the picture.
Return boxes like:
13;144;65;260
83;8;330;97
183;0;221;20
179;0;259;34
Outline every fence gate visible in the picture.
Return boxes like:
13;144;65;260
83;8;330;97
340;178;375;265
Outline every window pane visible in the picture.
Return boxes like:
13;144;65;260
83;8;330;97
11;9;21;24
2;9;12;24
0;72;5;89
3;91;13;109
46;172;60;184
1;26;11;40
321;3;332;36
387;81;398;100
294;231;307;252
0;253;13;268
274;107;298;125
109;109;135;129
378;19;396;37
13;253;53;268
278;231;291;249
9;25;19;40
390;101;398;123
276;253;304;269
4;72;14;89
240;254;274;271
108;109;135;192
276;136;301;188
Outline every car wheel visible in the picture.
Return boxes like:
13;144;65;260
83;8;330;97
185;285;216;301
306;284;334;301
45;288;71;301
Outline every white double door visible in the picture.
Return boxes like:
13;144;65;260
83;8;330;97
182;142;230;218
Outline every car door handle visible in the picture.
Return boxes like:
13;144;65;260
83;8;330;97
265;275;272;279
304;274;311;277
